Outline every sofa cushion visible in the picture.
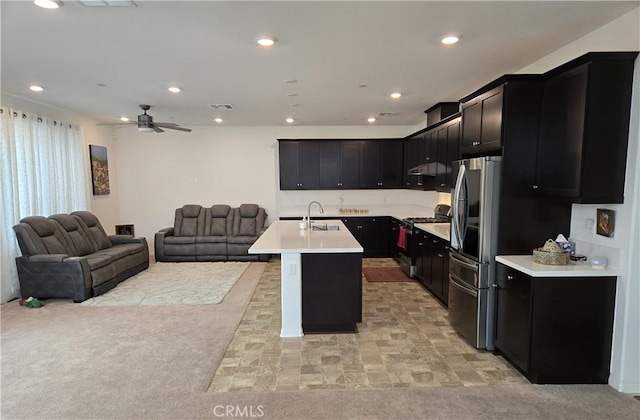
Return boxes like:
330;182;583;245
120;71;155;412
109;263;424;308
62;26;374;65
239;204;259;218
227;235;258;245
114;242;147;255
95;246;130;261
174;205;205;236
196;236;227;243
71;211;113;251
164;236;196;244
206;205;233;236
49;214;94;257
18;216;70;255
85;254;114;270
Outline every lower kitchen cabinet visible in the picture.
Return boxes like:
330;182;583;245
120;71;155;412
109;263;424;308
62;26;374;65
415;229;449;306
341;217;390;258
389;218;400;258
494;263;616;384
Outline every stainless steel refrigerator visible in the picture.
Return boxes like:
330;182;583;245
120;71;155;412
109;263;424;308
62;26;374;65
449;156;502;350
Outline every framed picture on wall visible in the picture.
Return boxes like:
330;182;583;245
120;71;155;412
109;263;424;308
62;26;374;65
115;224;135;236
596;208;615;238
89;145;110;195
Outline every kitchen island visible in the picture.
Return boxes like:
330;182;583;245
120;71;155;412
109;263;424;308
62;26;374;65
248;220;363;337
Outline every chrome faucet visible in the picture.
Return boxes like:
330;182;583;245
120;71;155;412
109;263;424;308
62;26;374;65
307;200;324;226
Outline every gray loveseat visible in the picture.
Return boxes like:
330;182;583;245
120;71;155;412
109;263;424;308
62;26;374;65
13;211;149;302
154;204;269;262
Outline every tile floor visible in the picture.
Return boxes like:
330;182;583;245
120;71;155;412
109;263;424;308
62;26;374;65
208;258;527;392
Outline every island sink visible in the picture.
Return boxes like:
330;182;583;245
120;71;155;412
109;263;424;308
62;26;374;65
311;223;339;231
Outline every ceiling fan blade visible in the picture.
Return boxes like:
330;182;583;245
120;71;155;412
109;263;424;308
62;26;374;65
153;126;165;133
96;122;136;126
154;123;192;132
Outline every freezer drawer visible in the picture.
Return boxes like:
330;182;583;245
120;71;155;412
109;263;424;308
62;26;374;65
448;275;489;349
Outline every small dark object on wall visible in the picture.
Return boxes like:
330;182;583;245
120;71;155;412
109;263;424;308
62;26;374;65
115;224;135;236
596;209;615;238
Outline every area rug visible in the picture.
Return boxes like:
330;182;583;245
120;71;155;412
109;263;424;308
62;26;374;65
363;266;412;282
80;262;250;307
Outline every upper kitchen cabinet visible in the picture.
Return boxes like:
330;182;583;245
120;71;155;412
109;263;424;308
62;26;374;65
320;141;361;189
360;140;403;189
278;140;321;190
403;134;425;189
435;116;461;192
460;75;542;158
460;86;503;155
534;52;638;204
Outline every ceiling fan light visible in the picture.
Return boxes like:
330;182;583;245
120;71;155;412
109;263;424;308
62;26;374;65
390;92;402;99
29;85;44;92
34;0;62;9
120;117;130;122
368;117;376;123
168;86;181;93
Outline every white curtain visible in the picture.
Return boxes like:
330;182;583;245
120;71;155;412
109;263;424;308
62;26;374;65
0;108;89;303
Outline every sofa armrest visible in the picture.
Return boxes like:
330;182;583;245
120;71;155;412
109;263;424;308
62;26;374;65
28;254;69;263
15;255;92;303
109;235;146;245
154;228;174;262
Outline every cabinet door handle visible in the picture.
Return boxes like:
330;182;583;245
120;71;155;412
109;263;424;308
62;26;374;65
338;183;342;186
507;275;514;280
472;141;481;146
437;254;444;258
440;184;446;187
418;242;424;246
432;239;438;243
426;157;430;161
417;182;423;186
532;185;539;190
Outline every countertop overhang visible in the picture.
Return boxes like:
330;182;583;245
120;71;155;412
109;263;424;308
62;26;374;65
249;220;363;254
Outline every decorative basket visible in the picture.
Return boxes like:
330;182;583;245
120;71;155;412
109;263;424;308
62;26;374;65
532;239;570;265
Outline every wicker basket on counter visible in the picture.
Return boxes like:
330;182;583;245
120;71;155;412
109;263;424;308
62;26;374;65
533;239;570;265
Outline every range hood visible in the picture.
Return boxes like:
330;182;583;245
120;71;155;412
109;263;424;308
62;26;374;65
407;162;447;176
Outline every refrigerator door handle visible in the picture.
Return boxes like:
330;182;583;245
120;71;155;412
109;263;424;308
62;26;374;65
452;163;466;249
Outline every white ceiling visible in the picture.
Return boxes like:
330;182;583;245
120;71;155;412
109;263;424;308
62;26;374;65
1;1;638;127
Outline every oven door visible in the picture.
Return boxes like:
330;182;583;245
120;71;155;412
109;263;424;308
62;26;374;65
396;224;413;277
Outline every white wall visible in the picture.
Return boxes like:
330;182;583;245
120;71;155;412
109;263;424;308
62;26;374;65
113;125;418;249
516;8;640;393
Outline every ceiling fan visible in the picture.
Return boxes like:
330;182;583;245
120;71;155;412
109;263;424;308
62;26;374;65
99;105;192;133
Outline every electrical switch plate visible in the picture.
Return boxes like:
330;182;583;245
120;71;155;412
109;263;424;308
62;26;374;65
288;263;296;275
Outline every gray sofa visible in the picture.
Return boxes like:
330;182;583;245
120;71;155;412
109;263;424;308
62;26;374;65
155;204;269;262
13;211;149;302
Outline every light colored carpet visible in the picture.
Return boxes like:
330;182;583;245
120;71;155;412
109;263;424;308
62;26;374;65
80;262;250;306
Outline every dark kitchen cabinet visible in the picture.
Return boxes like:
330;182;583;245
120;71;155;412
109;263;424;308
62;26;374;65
435;117;460;192
402;136;425;189
360;140;403;189
403;113;460;192
495;263;616;384
320;141;360;189
342;217;390;257
460;86;503;155
534;52;637;204
278;140;321;190
415;229;449;306
389;218;400;258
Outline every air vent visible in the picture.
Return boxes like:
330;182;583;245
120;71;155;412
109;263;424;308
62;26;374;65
375;112;400;118
208;104;235;110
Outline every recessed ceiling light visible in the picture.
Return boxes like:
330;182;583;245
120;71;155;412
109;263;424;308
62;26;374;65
368;117;376;123
214;118;223;123
34;0;62;9
284;79;297;84
291;104;300;107
441;35;461;45
286;118;294;124
257;35;277;47
168;86;181;93
120;117;130;122
390;92;402;99
29;85;44;92
359;84;367;88
286;93;298;97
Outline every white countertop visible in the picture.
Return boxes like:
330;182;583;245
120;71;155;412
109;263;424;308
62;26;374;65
414;223;450;241
496;255;619;277
249;220;363;254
